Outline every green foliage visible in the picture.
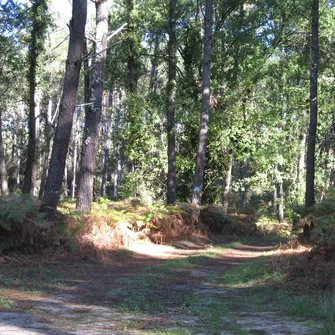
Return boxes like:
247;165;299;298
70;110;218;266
0;195;46;228
0;195;51;252
200;207;233;234
303;188;335;246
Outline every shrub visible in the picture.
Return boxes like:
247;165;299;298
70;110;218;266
300;188;335;247
0;195;53;252
200;206;261;236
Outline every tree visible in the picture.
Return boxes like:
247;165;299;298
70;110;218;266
22;0;48;195
192;0;213;206
41;0;87;217
0;109;9;195
76;0;109;211
166;0;177;205
305;0;319;208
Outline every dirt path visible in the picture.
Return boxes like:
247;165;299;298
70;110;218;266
0;239;319;334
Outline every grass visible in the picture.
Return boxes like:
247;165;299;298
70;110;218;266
0;295;15;310
154;330;192;335
219;255;335;334
163;254;212;269
222;256;283;286
0;266;66;297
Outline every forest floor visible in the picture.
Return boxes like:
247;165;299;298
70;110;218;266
0;237;325;335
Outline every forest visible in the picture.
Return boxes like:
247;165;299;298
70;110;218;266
0;0;333;218
0;0;335;333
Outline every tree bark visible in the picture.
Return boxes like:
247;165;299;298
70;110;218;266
38;99;53;199
76;0;109;211
166;0;177;205
63;162;68;197
241;158;247;209
273;186;277;213
149;36;159;94
222;156;232;212
41;0;87;217
305;0;319;209
23;0;47;195
126;0;137;93
191;0;213;206
100;91;112;198
0;109;9;195
277;165;284;223
71;108;81;198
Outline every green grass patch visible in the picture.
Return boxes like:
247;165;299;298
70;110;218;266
0;295;15;310
163;255;211;269
155;330;192;335
0;266;66;295
221;257;282;287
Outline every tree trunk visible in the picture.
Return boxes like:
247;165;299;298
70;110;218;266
305;0;319;209
71;108;81;198
41;0;87;217
0;109;9;196
100;91;112;198
297;132;306;187
191;0;213;206
273;186;277;213
38;99;53;199
63;162;68;197
241;158;247;209
222;156;232;212
76;0;109;211
22;40;38;196
23;0;47;195
166;0;177;205
149;36;159;94
277;165;284;223
126;0;137;93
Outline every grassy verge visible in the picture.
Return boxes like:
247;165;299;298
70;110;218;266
218;256;335;334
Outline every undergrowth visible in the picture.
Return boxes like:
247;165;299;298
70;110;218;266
0;195;55;252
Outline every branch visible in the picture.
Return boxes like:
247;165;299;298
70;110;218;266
107;22;127;41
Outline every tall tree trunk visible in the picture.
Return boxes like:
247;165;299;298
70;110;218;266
0;109;9;195
76;0;109;211
305;0;319;209
41;0;87;217
38;99;53;199
277;165;284;223
221;156;232;212
100;134;110;198
166;0;177;205
100;91;112;198
273;186;277;213
191;0;213;206
23;0;47;195
149;36;159;94
321;147;334;200
297;132;306;187
277;181;284;223
71;108;81;198
126;0;137;93
63;162;68;196
241;158;247;209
